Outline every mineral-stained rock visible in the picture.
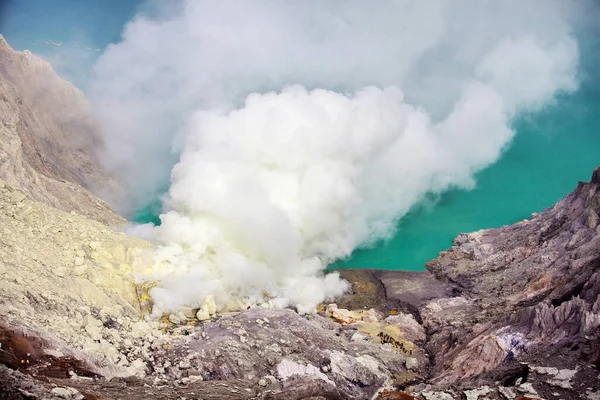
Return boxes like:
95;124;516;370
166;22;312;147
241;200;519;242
325;303;382;325
0;179;157;382
201;295;218;316
196;306;211;321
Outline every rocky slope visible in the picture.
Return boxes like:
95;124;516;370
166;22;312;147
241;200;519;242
0;37;598;399
0;179;158;378
1;169;596;400
0;35;122;225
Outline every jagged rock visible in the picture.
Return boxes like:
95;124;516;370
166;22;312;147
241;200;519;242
498;386;516;399
591;166;600;184
337;168;600;397
151;308;408;399
0;183;157;378
276;358;331;383
84;325;102;341
200;295;217;316
464;386;492;400
325;303;382;325
130;321;153;338
405;357;418;371
196;306;211;321
517;382;540;397
9;190;26;204
351;332;367;342
179;306;194;319
587;389;600;400
385;313;426;343
51;387;83;399
168;311;187;325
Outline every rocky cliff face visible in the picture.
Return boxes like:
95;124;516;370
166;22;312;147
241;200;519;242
0;35;123;225
424;167;600;388
335;166;600;399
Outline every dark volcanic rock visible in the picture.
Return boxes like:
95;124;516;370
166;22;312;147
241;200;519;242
423;166;600;386
339;166;600;398
337;270;455;315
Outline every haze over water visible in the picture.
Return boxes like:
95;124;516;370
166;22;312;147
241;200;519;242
2;0;599;274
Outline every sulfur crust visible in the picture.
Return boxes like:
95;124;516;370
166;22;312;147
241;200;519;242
0;180;163;377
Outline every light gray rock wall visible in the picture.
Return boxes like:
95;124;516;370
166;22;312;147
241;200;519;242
0;35;123;225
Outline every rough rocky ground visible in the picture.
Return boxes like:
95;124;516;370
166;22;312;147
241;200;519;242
0;179;159;379
0;35;122;225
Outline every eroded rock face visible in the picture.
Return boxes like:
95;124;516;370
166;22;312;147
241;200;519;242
0;35;123;225
424;167;600;388
338;166;600;399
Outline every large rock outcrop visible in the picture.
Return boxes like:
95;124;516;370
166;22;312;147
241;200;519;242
423;167;600;388
336;166;600;399
0;35;123;225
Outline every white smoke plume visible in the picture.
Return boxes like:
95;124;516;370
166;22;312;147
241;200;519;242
88;1;583;314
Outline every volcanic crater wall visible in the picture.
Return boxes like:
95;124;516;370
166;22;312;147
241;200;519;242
0;34;122;226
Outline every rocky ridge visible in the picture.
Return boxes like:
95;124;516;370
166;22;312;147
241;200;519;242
336;166;600;399
0;34;122;225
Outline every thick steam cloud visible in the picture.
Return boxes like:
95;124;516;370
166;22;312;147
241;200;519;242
89;1;582;314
